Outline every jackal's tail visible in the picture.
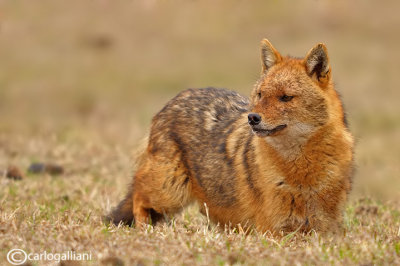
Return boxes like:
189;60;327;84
104;137;149;226
105;187;134;226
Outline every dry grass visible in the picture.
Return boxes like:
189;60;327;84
1;165;400;265
1;0;400;265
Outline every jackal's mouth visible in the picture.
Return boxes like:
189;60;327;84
250;124;287;136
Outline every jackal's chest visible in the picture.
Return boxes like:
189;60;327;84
278;190;318;232
262;186;338;233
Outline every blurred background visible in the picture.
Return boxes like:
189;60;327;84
0;0;399;201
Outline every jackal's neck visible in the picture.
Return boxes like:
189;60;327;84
259;123;353;184
263;122;317;162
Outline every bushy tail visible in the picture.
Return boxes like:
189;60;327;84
105;187;134;226
105;137;150;226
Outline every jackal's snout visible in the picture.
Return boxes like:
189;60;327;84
248;113;261;126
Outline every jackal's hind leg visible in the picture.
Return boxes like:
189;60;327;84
132;153;192;227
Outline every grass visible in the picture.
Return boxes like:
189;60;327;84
1;0;400;265
1;172;400;265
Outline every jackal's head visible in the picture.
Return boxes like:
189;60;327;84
248;39;344;143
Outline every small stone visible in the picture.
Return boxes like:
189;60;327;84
101;256;124;266
45;163;64;175
6;165;24;180
28;163;64;175
28;163;45;174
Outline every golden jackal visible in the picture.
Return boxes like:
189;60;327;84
107;39;354;234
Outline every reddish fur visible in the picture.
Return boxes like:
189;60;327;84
107;39;354;235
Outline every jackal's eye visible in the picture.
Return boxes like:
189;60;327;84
279;95;294;102
257;92;262;100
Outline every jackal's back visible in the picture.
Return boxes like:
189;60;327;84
148;87;249;206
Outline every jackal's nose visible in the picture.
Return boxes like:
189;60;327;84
248;113;261;126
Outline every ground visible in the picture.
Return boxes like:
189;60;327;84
0;0;400;265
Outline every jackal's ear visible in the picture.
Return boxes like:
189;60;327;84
304;43;331;86
261;39;282;73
